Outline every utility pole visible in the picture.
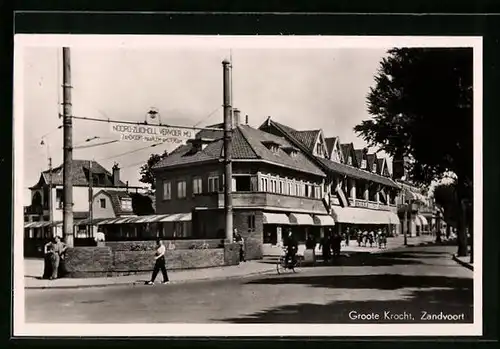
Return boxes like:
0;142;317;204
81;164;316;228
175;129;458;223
62;47;74;247
48;157;53;238
88;160;93;239
222;59;233;242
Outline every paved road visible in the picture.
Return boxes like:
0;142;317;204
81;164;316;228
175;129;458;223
25;245;473;323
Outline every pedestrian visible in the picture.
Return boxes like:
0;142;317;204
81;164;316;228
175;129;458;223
304;233;316;264
52;236;68;278
362;230;369;247
332;231;341;257
357;229;363;247
368;230;375;247
345;227;350;246
145;239;169;285
284;228;298;267
233;229;246;262
320;230;332;264
42;239;54;279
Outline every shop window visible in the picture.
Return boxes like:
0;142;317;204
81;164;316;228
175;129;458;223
193;177;203;194
163;181;171;200
100;198;106;208
248;214;256;232
208;176;219;193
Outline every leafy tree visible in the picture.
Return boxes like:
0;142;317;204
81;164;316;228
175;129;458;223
130;192;155;215
139;151;168;190
354;48;473;256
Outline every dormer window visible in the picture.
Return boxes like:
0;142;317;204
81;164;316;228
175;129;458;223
315;143;323;157
120;198;132;211
347;156;352;166
372;163;377;172
262;140;281;154
361;159;367;169
282;146;299;158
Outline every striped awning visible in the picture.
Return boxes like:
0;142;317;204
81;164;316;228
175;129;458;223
24;221;62;229
159;213;192;222
312;215;335;226
387;212;400;225
262;212;290;225
288;213;314;225
417;214;429;226
74;217;111;226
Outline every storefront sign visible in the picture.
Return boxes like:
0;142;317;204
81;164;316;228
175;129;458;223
110;123;194;144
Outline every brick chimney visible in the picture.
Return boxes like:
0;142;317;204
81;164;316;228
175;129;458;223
112;163;121;186
233;108;241;128
245;114;249;125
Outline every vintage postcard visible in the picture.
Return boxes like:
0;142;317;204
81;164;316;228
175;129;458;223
13;35;482;337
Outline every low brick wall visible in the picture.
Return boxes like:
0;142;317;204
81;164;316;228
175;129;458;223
224;242;240;266
64;242;227;278
106;239;223;251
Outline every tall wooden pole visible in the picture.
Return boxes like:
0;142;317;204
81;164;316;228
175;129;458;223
88;160;93;238
222;59;233;242
62;47;74;247
48;157;53;237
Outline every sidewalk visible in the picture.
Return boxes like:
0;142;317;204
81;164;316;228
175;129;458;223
24;260;276;290
452;253;474;271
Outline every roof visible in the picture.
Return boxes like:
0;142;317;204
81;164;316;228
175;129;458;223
340;143;355;165
263;118;399;189
354;149;365;168
268;120;321;152
34;160;127;188
96;189;134;216
153;125;325;177
366;153;377;170
325;137;338;156
316;157;399;188
377;158;385;175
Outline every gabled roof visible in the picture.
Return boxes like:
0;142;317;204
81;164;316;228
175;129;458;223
34;160;127;188
354;149;366;168
153;125;325;177
367;153;377;171
340;143;356;166
268;121;321;153
261;118;399;189
325;137;338;157
95;189;134;216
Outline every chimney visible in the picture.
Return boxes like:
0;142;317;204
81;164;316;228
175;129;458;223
233;108;241;127
245;114;249;125
112;163;121;186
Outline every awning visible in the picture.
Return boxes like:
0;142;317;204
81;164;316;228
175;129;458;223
387;212;400;225
289;213;314;225
24;221;62;229
331;206;391;225
159;213;192;222
262;212;291;225
417;214;429;226
74;217;111;226
313;215;335;226
414;216;422;226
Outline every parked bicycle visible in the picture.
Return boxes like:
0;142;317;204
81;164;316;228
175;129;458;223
276;248;301;275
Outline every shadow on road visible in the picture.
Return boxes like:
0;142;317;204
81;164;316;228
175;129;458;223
217;287;473;323
246;273;472;291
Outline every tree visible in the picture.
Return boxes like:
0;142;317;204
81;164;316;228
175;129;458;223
139;151;168;190
354;48;473;256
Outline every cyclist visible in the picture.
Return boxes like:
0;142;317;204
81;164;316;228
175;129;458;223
283;228;298;267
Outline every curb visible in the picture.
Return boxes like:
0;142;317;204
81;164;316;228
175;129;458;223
452;254;474;271
25;267;276;290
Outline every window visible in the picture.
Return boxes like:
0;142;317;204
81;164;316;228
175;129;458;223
372;163;377;172
361;159;367;169
305;185;310;197
208;176;219;192
235;176;252;191
287;182;292;195
248;214;256;232
279;181;283;194
163;181;171;200
316;143;323;157
193;177;202;194
347;156;353;166
100;198;106;208
260;178;265;191
177;180;187;198
264;178;269;192
56;189;63;209
121;198;132;211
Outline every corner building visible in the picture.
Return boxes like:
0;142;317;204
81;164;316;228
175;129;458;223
152;119;332;260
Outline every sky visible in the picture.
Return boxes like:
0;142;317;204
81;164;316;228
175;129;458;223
22;46;391;205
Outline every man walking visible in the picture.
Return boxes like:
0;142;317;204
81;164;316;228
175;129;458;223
145;239;169;285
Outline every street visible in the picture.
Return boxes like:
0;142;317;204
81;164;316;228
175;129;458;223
25;244;473;323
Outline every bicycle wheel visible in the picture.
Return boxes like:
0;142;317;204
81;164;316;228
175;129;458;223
276;258;285;275
292;257;301;273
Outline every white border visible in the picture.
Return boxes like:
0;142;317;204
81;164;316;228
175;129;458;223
13;35;483;337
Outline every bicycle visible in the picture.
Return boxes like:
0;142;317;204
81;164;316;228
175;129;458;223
276;249;301;275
